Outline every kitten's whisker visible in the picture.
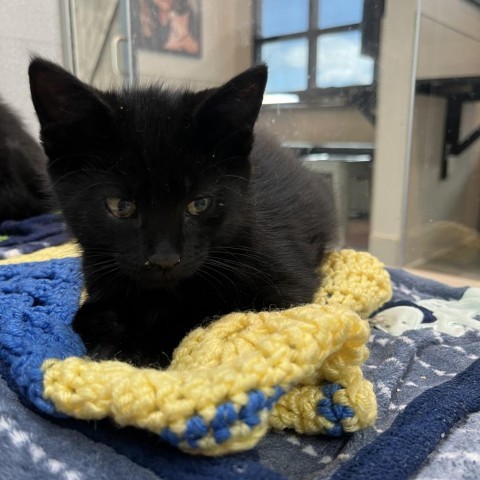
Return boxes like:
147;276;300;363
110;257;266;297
205;259;253;289
221;173;248;183
205;252;282;294
209;245;280;267
206;258;280;295
83;257;129;287
194;269;229;305
198;263;239;295
51;169;87;188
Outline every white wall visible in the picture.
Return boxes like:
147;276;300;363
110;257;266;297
257;107;374;144
417;0;480;79
0;0;64;135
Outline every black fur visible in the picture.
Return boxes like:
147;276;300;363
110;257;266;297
29;58;336;366
0;98;53;221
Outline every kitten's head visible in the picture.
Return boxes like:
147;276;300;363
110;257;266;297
29;59;267;287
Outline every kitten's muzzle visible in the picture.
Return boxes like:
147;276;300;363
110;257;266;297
144;254;181;270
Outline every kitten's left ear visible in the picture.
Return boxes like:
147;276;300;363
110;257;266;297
29;57;112;131
193;64;267;154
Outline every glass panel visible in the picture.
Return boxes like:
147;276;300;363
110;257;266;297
261;38;308;92
260;0;309;37
316;30;374;88
318;0;364;29
402;1;480;283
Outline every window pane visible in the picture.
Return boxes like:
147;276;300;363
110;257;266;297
260;0;309;37
318;0;364;29
261;38;308;92
316;30;374;88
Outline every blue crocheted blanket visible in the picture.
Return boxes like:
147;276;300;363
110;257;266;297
0;251;479;479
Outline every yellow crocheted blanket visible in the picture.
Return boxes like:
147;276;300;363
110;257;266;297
0;246;392;456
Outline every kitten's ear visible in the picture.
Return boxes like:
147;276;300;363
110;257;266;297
193;64;267;155
29;58;112;130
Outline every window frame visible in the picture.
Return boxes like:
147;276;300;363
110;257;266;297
253;0;383;113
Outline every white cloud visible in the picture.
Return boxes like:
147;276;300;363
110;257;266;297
317;31;374;88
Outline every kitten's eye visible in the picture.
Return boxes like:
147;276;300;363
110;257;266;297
105;197;137;219
186;197;212;215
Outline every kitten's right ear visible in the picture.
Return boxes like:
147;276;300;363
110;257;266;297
29;58;112;129
192;64;267;157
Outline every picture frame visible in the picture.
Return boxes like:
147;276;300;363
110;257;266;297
131;0;201;57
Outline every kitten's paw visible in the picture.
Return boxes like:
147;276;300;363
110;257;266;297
73;306;125;338
72;305;127;360
87;341;124;361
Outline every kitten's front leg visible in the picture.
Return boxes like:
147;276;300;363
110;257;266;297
72;300;127;360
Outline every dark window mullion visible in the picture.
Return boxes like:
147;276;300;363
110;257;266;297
253;0;261;64
258;31;310;43
254;0;262;38
314;23;363;35
308;0;318;90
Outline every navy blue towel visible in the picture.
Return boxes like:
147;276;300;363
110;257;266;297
332;357;480;480
0;213;70;258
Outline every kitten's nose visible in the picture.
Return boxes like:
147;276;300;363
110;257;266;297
144;254;181;270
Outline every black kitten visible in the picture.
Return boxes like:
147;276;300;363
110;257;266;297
29;58;336;366
0;98;53;221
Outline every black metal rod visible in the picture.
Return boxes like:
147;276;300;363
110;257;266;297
451;127;480;155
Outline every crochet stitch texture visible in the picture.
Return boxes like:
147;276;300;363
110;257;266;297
0;245;391;456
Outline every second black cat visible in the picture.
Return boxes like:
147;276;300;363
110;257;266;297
29;58;336;366
0;98;53;221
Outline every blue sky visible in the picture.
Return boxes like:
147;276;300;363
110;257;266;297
261;0;364;37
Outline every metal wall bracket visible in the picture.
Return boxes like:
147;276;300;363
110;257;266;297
442;97;480;178
417;78;480;180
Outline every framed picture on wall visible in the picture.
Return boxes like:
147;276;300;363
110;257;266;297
131;0;201;57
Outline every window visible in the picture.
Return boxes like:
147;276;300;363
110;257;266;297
255;0;381;102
